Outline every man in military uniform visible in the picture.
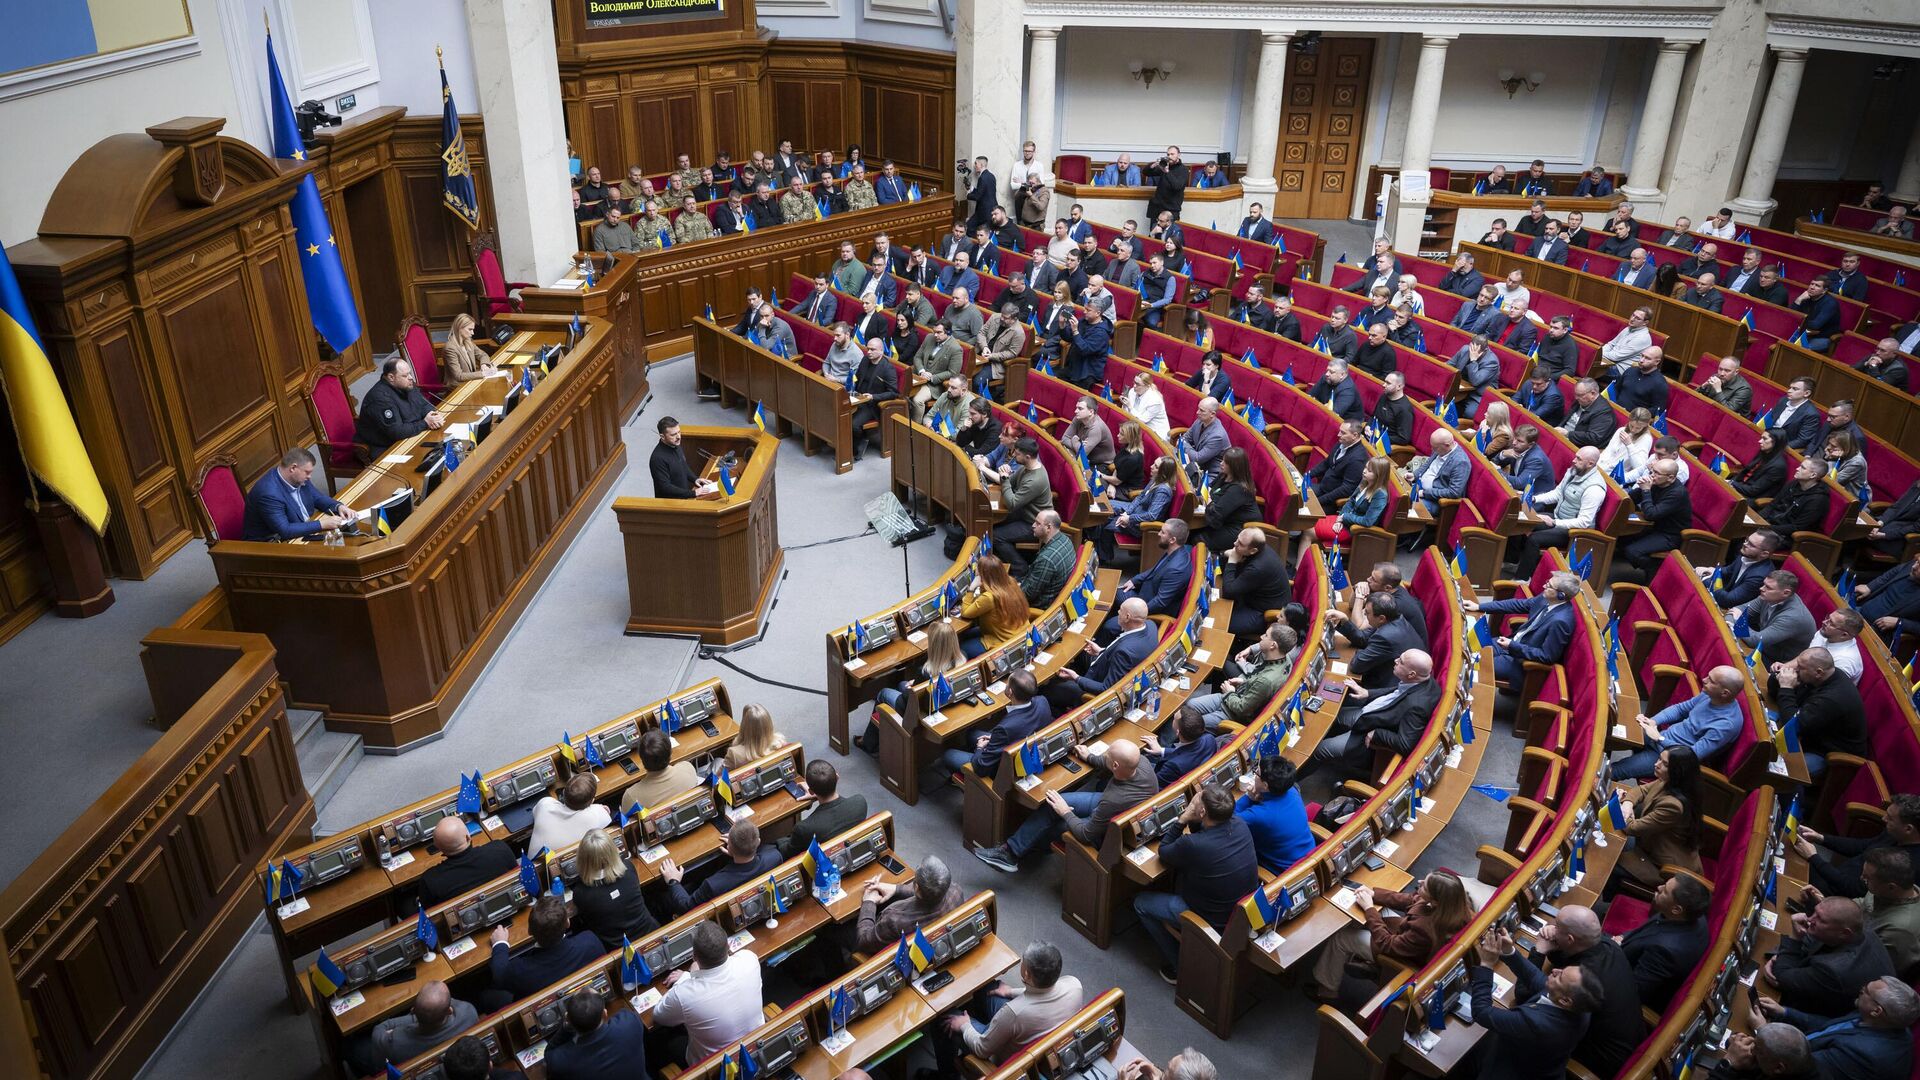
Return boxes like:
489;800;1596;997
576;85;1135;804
673;153;701;191
672;195;716;245
779;175;817;224
355;358;444;457
629;200;672;251
844;164;878;211
617;166;654;212
590;206;640;253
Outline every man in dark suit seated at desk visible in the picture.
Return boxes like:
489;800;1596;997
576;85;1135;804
1220;528;1293;639
1309;421;1370;504
1619;874;1712;1011
1467;927;1604;1078
349;980;479;1076
417;817;518;910
1043;598;1155;713
1467;571;1580;692
1300;647;1436;788
942;670;1052;778
1763;896;1896;1018
243;448;355;541
543;989;647;1080
1108;521;1194;629
443;1034;529;1080
1535;905;1646;1077
778;759;868;857
650;416;717;499
484;896;604;1010
356;357;445;458
659;820;782;917
1754;976;1920;1080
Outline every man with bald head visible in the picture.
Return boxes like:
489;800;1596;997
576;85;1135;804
1764;897;1896;1018
1043;597;1155;712
1408;428;1469;515
974;738;1158;872
356;979;478;1074
1622;456;1690;578
1018;509;1076;606
1611;346;1670;413
1620;665;1747;778
1772;646;1872;778
415;816;517;909
1219;527;1293;639
1176;396;1231;479
1529;904;1646;1077
1857;337;1911;391
1511;445;1605;577
1300;648;1436;788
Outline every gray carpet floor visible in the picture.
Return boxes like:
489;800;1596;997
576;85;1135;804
3;218;1530;1079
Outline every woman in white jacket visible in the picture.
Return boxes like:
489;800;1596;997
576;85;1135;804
1123;370;1170;440
1596;406;1655;479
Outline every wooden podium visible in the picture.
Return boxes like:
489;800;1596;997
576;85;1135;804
613;426;781;645
518;252;648;419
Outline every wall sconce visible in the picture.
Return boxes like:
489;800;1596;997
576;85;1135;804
1497;69;1545;97
1129;59;1175;88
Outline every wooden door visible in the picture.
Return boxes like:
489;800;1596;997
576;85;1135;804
1272;38;1373;220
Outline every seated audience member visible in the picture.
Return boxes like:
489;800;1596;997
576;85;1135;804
243;448;354;541
1353;321;1399;379
671;195;716;244
1373;372;1416;449
1871;205;1915;239
855;855;964;954
1303;648;1437;787
1854;552;1920;644
1467;927;1605;1074
1185;352;1232;402
1108;517;1192;618
1761;456;1831;538
1451;287;1499;335
1693;356;1754;416
589;205;638;253
1763;898;1896;1018
1611;347;1671;413
1335;590;1427;693
724;703;789;768
1198;441;1258;548
792;273;838;325
1574;166;1613;196
1612;746;1706;892
485;896;603;1009
779;760;869;858
1757;978;1919;1080
1145;705;1220;786
1557;378;1619;450
1866;477;1920;559
932;941;1085;1074
1620;875;1713;1011
1498;425;1556;496
1439;251;1486;300
619;728;698;815
544;989;647;1080
1043;598;1155;713
864;621;965;753
1857;337;1912;390
1772;646;1872;778
1824;430;1869;495
528;772;613;858
1730;430;1790;502
1535;906;1647;1078
356;358;445;457
1315;455;1392;546
354;980;478;1076
943;669;1052;778
659;820;781;916
1118;1050;1219;1080
1734;568;1816;671
1218;525;1292;639
1451;334;1501;416
1622;457;1690;578
1312;870;1473;1004
1485;299;1538;353
652;921;764;1065
1701;529;1783;608
1467;571;1580;691
417;817;517;909
571;828;659;950
1619;666;1748;780
1233;755;1313;873
1791;278;1843;352
1857;848;1920;976
442;1034;528;1080
972;740;1158;872
1708;1023;1820;1080
1800;605;1865;683
1534;220;1572;266
1132;785;1259;980
1403;429;1470;523
1319;306;1361;362
1509;446;1604;577
1597;307;1655;378
1789;793;1920;900
958;552;1032;656
1478;217;1518;250
1309;360;1364;421
1683;273;1726;313
1514;371;1567;427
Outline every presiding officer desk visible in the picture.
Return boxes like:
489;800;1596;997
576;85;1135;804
211;313;630;749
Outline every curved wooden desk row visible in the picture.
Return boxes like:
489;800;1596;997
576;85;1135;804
1314;547;1616;1080
1289;272;1543;392
1458;242;1743;384
1172;549;1486;1039
692;316;867;472
212;314;628;749
0;630;307;1080
1015;367;1194;520
373;812;924;1080
1761;338;1920;450
261;680;743;998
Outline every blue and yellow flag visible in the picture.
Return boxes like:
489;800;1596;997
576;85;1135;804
622;933;653;987
0;246;109;533
437;51;480;230
713;765;735;806
752;402;770;432
311;946;347;997
266;31;362;353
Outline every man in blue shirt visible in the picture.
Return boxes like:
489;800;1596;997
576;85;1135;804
1097;154;1142;187
1144;706;1219;786
243;448;354;541
1235;755;1313;874
1617;665;1747;779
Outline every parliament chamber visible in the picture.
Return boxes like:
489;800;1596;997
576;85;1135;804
3;2;1920;1080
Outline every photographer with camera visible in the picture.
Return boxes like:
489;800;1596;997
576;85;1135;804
961;155;998;231
1009;140;1054;228
1143;145;1190;226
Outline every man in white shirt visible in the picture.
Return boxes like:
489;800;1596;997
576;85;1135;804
1493;269;1531;313
1511;446;1606;577
1699;206;1738;240
1599;307;1655;377
1804;608;1866;682
527;773;612;857
1046;220;1076;269
651;921;764;1065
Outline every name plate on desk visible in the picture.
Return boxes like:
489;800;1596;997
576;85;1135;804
517;1042;548;1069
1127;846;1155;866
631;988;663;1014
1329;887;1356;911
329;990;366;1017
443;936;478;960
1768;759;1789;776
381;851;416;871
276;897;311;919
1193;649;1212;665
639;844;670;863
727;929;755;953
821;1028;857;1054
1035;651;1054;666
727;805;756;822
482;815;505;832
843;657;866;672
1017;775;1043;792
1256;930;1286;955
1374;838;1402;859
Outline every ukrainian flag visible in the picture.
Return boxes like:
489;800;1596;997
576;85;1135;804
0;246;109;533
713;765;736;806
753;402;770;432
1243;885;1281;931
908;926;935;971
310;946;347;997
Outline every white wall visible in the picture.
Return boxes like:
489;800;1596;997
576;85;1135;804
1426;36;1613;168
367;0;479;117
1056;27;1244;156
757;0;956;52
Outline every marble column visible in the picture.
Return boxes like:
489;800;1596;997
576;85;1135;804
1620;41;1693;201
1238;30;1293;206
955;0;1025;175
464;0;574;285
1731;49;1809;222
1889;108;1920;204
1025;27;1060;170
1392;35;1453;252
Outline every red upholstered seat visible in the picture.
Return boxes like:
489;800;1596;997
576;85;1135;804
398;317;446;398
195;459;246;543
305;365;365;485
1056;155;1091;184
469;234;533;328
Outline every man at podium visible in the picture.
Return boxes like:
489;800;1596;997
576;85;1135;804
650;416;717;498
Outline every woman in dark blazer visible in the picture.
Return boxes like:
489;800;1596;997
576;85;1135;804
1730;429;1789;501
570;829;660;950
1187;350;1232;401
1200;447;1260;552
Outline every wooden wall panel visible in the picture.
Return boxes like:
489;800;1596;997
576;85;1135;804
163;278;269;446
710;85;744;160
255;254;306;386
588;99;624;175
94;329;164;484
124;844;191;969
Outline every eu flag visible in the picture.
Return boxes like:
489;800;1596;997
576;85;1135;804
437;52;480;230
266;32;362;353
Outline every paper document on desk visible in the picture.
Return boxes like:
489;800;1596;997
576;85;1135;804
550;277;586;290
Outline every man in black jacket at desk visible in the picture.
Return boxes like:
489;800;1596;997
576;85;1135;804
659;820;782;917
1308;421;1370;505
1219;528;1293;638
544;989;647;1080
778;759;869;857
356;357;445;456
1536;905;1646;1078
1468;927;1602;1080
650;417;716;498
485;896;604;1009
1622;459;1691;579
416;817;518;910
1619;874;1712;1011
